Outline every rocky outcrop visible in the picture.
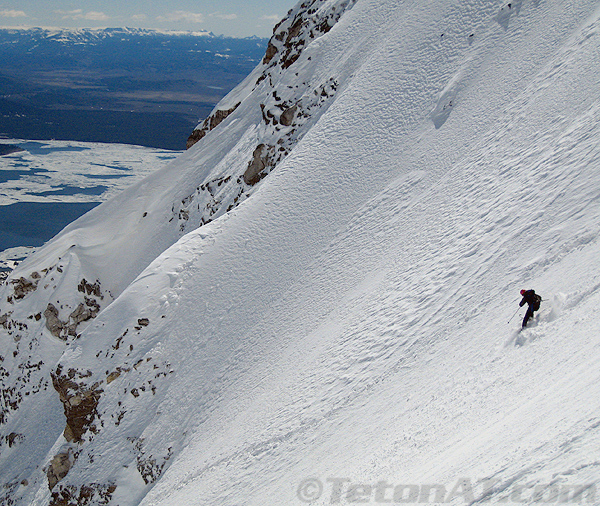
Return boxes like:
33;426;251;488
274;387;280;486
129;437;173;485
49;483;116;506
280;104;298;126
171;173;251;232
43;367;104;497
46;450;116;505
0;312;10;329
257;0;358;81
51;367;103;443
186;103;241;149
44;299;100;340
44;279;102;340
77;278;102;298
4;432;24;447
70;299;100;326
44;304;65;338
243;144;276;185
46;451;74;491
8;274;39;301
262;41;278;65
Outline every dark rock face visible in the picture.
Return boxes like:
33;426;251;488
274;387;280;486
10;276;38;301
244;144;276;185
186;103;241;149
280;105;298;126
44;367;105;497
49;483;116;506
263;41;279;64
46;451;73;491
77;278;102;298
257;0;358;80
51;367;103;443
44;278;103;340
44;298;100;340
44;303;64;338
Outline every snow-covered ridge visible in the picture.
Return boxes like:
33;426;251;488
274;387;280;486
3;0;600;505
1;1;363;503
0;26;254;43
183;0;358;225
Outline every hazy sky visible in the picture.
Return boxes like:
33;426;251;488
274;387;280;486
0;1;298;37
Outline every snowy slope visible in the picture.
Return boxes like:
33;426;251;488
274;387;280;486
2;0;600;505
0;139;179;261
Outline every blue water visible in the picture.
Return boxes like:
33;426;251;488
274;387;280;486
15;141;91;156
0;201;99;251
0;141;119;252
0;167;51;184
0;140;176;254
29;185;108;197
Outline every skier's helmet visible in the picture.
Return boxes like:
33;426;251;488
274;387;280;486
520;289;526;295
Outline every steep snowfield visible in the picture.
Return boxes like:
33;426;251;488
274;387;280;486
2;0;600;505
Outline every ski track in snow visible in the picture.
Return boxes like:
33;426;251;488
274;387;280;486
139;2;600;504
2;0;600;505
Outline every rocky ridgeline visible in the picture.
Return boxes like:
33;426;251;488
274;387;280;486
186;0;356;149
176;0;356;233
0;1;359;504
259;0;358;72
1;272;104;418
0;255;174;505
44;314;174;506
0;263;111;505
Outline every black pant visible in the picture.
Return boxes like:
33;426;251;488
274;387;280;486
522;305;535;328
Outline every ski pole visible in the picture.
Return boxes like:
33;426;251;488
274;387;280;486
507;307;520;324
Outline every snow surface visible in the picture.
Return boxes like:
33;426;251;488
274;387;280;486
2;0;600;505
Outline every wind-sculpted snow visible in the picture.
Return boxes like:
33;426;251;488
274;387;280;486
3;0;600;505
182;0;358;229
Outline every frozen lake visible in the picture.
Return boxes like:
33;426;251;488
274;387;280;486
0;139;180;267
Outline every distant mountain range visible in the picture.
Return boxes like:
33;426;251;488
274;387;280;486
1;26;228;42
0;27;268;149
0;26;264;48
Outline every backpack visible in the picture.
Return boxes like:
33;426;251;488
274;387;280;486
533;293;542;311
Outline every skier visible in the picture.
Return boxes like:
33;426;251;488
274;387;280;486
519;289;542;328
